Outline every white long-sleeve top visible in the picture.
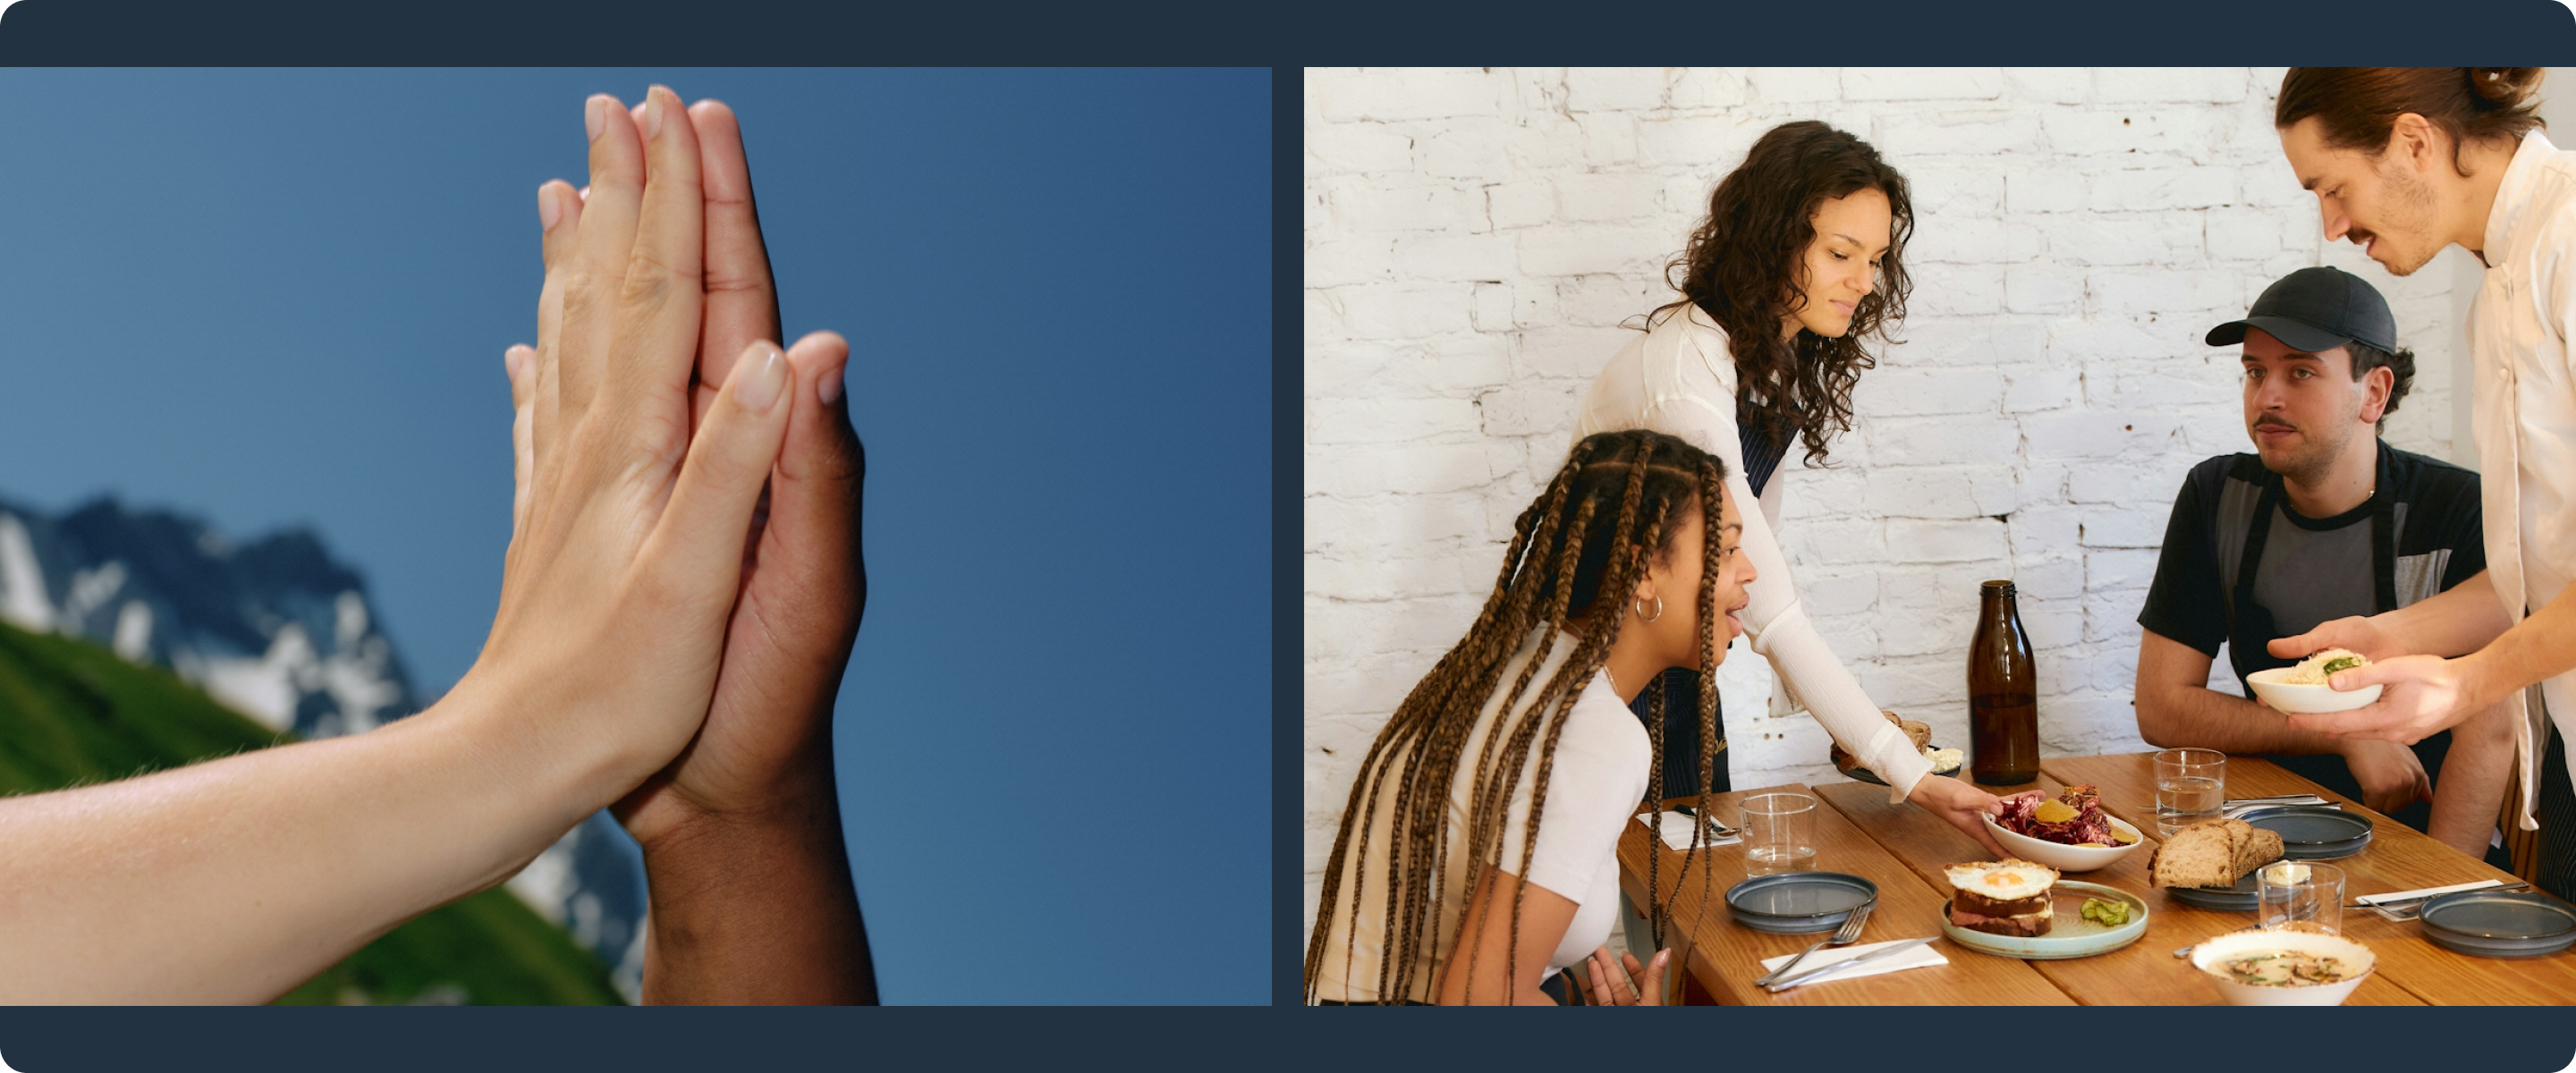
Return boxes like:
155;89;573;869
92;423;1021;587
2469;129;2576;832
1574;303;1931;803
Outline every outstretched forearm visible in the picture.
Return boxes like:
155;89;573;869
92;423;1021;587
2428;698;2515;859
0;687;615;1003
2136;631;2339;754
639;750;876;1005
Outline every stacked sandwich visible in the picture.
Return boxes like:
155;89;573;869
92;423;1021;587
1945;859;2059;937
2148;816;2285;889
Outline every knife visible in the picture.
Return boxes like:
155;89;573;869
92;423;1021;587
1762;937;1936;992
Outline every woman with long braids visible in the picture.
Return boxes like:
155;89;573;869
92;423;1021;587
1307;429;1756;1005
1579;121;2012;859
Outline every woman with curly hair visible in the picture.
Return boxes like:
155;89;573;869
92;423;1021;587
1578;120;2012;858
1307;429;1755;1005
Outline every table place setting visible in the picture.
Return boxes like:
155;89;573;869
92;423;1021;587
1754;937;1945;993
2349;879;2521;921
1640;810;1741;851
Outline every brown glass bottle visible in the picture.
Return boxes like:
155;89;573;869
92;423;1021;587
1968;579;2038;785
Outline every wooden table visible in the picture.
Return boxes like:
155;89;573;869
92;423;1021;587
1615;752;2576;1005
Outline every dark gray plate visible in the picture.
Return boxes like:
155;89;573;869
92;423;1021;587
2165;871;2259;911
2419;891;2576;958
1725;872;1878;934
2238;806;2373;846
2281;832;2372;860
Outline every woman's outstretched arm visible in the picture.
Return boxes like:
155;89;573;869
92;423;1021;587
0;88;795;1003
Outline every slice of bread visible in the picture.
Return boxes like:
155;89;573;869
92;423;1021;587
2148;817;2288;888
1947;859;2057;937
2148;821;2238;889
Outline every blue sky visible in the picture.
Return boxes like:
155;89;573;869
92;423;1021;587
0;68;1269;1003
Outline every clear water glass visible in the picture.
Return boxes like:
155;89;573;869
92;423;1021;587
2257;861;2344;935
2154;748;2225;835
1741;792;1818;875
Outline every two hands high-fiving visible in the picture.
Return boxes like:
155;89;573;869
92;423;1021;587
495;87;874;1003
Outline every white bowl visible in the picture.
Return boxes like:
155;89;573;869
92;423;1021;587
1981;810;2145;873
2190;928;2377;1006
2245;667;2382;714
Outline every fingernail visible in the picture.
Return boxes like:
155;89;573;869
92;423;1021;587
538;184;562;233
818;368;843;406
586;96;607;142
504;346;526;381
643;89;665;141
735;342;786;413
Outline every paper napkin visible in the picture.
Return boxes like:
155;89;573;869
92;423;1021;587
1640;811;1741;851
1757;938;1947;987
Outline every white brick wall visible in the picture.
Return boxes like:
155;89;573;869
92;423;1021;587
1302;67;2467;938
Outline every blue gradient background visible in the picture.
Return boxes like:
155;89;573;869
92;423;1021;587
0;68;1268;1003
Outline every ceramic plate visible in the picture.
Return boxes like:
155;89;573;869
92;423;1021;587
1940;881;2149;959
2166;871;2260;911
2419;891;2576;958
2238;806;2373;845
1725;872;1878;934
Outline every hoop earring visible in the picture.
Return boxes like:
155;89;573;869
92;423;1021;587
1633;594;1664;623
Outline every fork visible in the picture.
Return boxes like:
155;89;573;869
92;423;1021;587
1754;901;1873;986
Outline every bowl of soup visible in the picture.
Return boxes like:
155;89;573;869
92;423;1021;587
2189;927;2376;1006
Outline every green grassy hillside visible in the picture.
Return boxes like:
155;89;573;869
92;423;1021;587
0;621;623;1005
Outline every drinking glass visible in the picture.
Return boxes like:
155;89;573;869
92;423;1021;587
2154;748;2225;835
1740;792;1818;875
2257;861;2344;935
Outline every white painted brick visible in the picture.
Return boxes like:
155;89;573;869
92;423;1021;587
2007;68;2091;105
1476;381;1587;438
2205;206;2292;262
1485;181;1554;231
1564;66;1667;112
1417;118;1510;182
1329;281;1477;340
1307;123;1415;176
1392;232;1515;283
1861;466;2007;519
1580;114;1640;166
1852;367;2004;417
1470;281;1513;332
2004;265;2083;315
1908;217;2047;266
2094;67;2248;104
2043;109;2223;157
2087;167;2237;212
1667;68;1746;111
1844;67;2004;101
1907;169;2005;220
2079;503;2172;548
1801;569;1879;618
1323;176;1481;234
1556;275;1660;328
1308;396;1481;445
1894;319;2050;368
1302;238;1396;288
1885;517;2012;563
1311;68;1512;122
1512;325;1632;381
1517;226;1672;278
2086;545;2166;593
1746;67;1839;103
1555;172;1668;224
1907;265;2006;317
1873;112;2042;158
2045;213;2204;266
1636;114;1764;168
2007;169;2088;214
1867;416;2002;468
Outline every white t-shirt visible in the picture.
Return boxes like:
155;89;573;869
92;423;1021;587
1311;627;1652;1004
2470;129;2576;829
1574;304;1930;801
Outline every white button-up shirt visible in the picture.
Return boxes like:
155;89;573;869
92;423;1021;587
2470;130;2576;829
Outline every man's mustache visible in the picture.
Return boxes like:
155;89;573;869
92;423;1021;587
2252;415;2299;432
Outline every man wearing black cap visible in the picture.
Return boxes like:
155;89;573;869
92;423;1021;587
2132;266;2514;859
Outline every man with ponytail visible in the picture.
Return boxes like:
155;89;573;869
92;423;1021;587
2261;68;2576;898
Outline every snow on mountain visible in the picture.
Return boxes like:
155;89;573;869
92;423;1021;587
0;494;647;1000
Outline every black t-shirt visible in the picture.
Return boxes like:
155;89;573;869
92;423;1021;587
2135;440;2484;832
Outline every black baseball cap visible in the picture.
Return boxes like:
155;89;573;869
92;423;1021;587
2205;266;2398;355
